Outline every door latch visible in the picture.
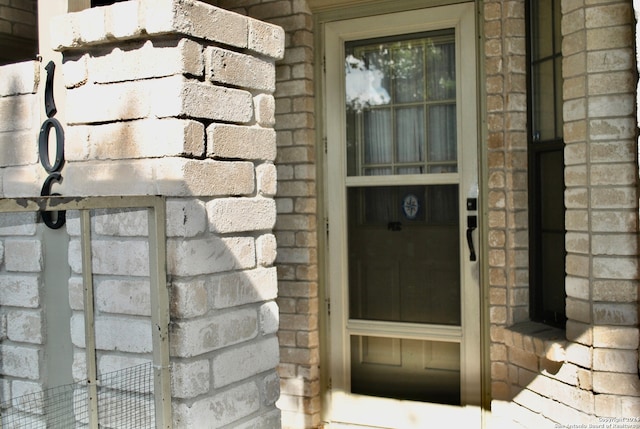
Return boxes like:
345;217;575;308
466;198;477;262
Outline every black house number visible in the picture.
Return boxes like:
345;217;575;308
39;61;66;229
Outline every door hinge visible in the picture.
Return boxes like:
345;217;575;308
323;55;326;74
327;377;332;390
326;298;331;316
323;137;328;154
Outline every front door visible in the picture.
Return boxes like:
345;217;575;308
324;3;481;427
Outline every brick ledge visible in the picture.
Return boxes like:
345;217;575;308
501;321;567;362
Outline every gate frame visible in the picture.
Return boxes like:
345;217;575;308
0;195;172;429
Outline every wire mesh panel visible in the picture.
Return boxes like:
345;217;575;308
0;362;155;429
0;196;171;429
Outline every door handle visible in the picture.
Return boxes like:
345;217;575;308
466;215;477;261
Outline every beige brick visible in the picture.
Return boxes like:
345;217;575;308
0;61;39;96
66;76;253;124
66;119;205;160
254;94;276;126
593;371;640;395
207;197;276;233
257;163;277;197
593;256;638;279
89;38;204;83
592;233;638;255
593;280;638;302
593;326;638;349
585;3;632;29
593;348;638;373
170;279;208;319
167;236;255;276
0;95;37;133
586;26;634;50
593;302;638;325
207;124;276;161
206;47;275;92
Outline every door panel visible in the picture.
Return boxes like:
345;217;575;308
324;3;481;427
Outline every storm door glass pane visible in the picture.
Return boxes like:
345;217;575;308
396;107;425;165
345;30;456;176
347;185;461;325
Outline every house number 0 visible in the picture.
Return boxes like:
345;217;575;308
39;60;66;229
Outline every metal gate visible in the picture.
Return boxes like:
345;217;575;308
0;196;171;429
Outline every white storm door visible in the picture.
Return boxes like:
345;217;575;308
324;3;482;428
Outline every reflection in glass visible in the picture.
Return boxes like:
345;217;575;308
345;30;457;176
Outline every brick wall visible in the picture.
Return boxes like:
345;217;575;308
0;0;285;427
487;0;640;427
214;1;321;428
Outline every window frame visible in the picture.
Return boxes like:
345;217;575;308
526;0;567;328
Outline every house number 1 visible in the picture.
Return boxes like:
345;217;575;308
39;61;66;229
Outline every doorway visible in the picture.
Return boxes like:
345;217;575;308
323;3;482;427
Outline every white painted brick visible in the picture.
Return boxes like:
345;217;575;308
212;337;279;388
170;279;208;319
0;165;42;198
256;233;277;267
593;256;638;279
92;208;148;236
0;130;39;167
171;359;210;399
56;158;255;198
166;198;207;238
169;308;258;358
235;409;281;429
155;159;256;197
0;378;9;404
254;94;276;127
6;309;42;344
72;350;86;382
0;61;39;96
142;0;249;49
260;301;279;335
68;276;83;310
209;267;278;309
71;314;152;353
167;236;255;276
98;354;150;376
207;123;276;161
0;344;39;379
173;382;260;428
207;197;276;233
248;18;286;60
257;163;278;197
89;39;203;83
0;95;37;133
11;380;44;413
76;6;107;44
260;372;281;407
0;275;40;308
66;119;205;161
5;239;42;272
95;278;151;317
105;0;142;39
206;47;275;92
69;239;149;276
62;54;88;89
65;76;253;124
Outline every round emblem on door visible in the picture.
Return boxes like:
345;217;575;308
402;194;419;220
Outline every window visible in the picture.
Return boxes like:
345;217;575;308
0;0;38;65
527;0;566;328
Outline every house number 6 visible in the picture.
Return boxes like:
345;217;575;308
39;61;66;229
